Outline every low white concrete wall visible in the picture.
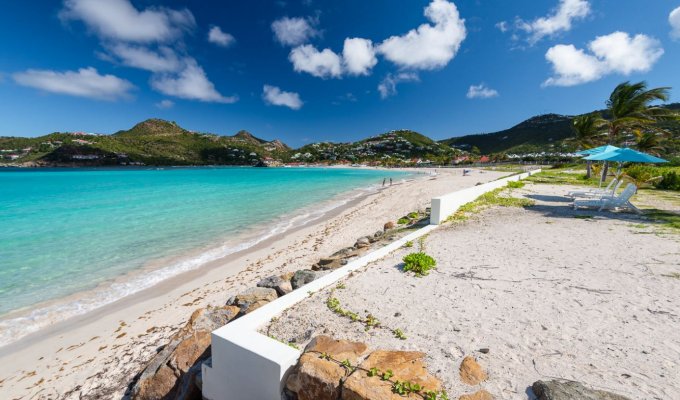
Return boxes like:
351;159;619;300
430;169;541;224
202;168;540;399
202;225;438;400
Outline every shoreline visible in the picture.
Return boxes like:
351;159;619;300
0;171;418;350
0;167;509;400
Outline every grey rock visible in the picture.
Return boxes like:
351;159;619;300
257;275;293;296
331;247;356;258
532;380;631;400
231;287;278;314
355;237;371;248
291;269;317;289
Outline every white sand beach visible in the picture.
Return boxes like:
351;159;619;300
0;168;511;400
266;183;680;399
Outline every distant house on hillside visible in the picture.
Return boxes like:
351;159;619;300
479;156;491;163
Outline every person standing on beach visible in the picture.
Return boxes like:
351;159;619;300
389;178;393;186
383;178;386;187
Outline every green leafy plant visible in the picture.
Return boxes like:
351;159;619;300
381;369;394;381
368;367;379;377
398;217;410;225
402;252;437;276
403;240;414;248
507;180;525;189
393;328;407;340
408;212;419;219
335;282;346;290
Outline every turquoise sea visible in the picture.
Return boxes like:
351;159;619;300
0;167;408;346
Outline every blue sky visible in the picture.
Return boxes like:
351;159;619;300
1;0;680;147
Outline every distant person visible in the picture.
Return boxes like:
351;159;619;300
382;178;386;187
390;178;393;186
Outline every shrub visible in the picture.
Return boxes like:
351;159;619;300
402;252;436;276
507;180;525;189
407;212;419;219
656;171;680;191
397;217;410;225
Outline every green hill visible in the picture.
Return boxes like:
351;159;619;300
441;104;680;155
0;119;290;166
440;114;576;154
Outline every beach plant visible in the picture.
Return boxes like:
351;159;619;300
368;367;379;377
402;252;436;276
393;328;407;340
506;180;525;189
408;211;419;219
381;369;394;381
404;240;414;248
398;217;410;225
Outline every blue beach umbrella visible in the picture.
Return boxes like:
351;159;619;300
585;147;668;177
574;145;620;156
584;148;668;163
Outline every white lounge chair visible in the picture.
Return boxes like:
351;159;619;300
573;183;640;213
568;179;623;199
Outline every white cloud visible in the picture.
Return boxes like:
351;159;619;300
271;16;319;46
517;0;590;44
156;99;174;109
151;59;237;103
544;32;664;87
377;72;420;99
342;38;377;76
60;0;195;43
108;44;181;72
496;21;509;33
208;26;235;47
13;67;134;100
262;85;303;110
377;0;466;70
289;45;342;78
466;83;499;99
670;6;680;40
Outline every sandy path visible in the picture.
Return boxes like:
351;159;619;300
0;167;509;400
267;182;680;399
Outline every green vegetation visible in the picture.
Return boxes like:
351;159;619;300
441;114;576;154
506;180;525;189
397;217;410;225
402;252;436;276
403;241;414;248
643;209;680;232
446;186;536;223
0;119;290;166
526;169;600;186
325;287;407;338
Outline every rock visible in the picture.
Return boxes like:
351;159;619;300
286;336;369;400
280;271;295;281
459;356;487;386
531;380;631;400
228;287;278;314
313;257;344;271
131;305;239;400
478;348;490;354
459;390;494;400
355;237;371;249
291;269;317;289
342;350;442;400
374;230;384;238
257;275;293;296
332;247;357;258
384;221;396;230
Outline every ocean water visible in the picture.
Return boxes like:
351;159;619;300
0;167;408;346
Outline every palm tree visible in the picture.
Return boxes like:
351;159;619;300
633;129;666;155
571;113;606;178
599;81;673;181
